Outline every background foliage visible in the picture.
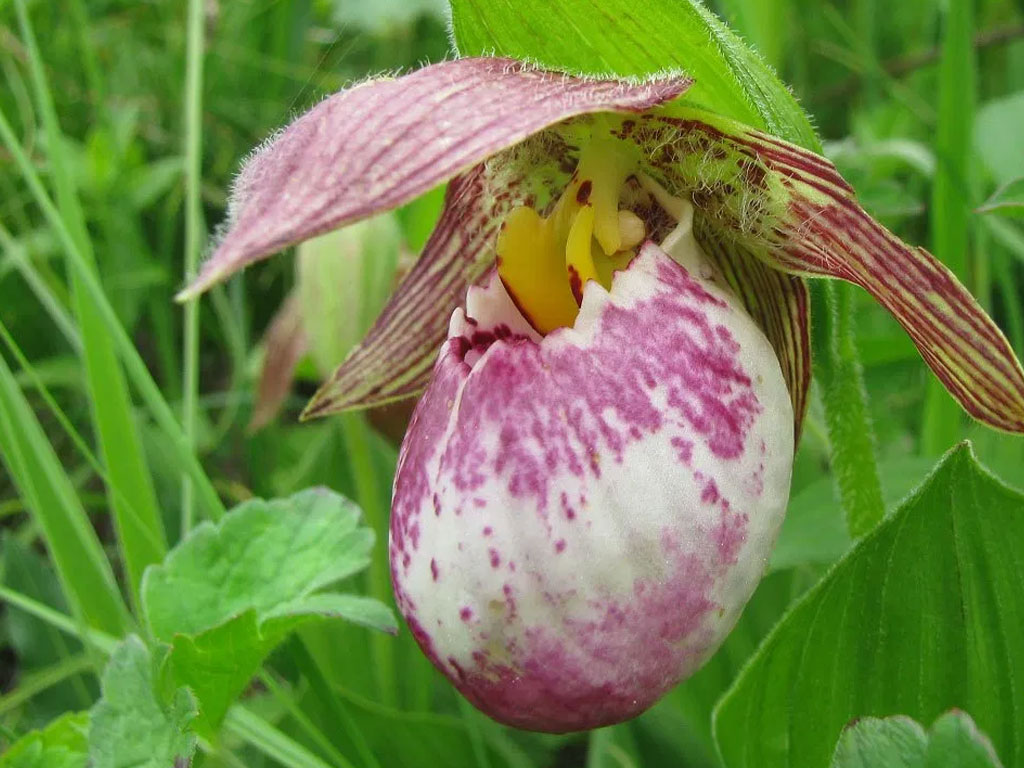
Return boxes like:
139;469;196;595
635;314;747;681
1;0;1023;766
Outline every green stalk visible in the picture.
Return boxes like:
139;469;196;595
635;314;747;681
290;639;381;768
258;670;358;768
811;282;886;538
922;0;975;456
14;0;166;601
339;413;397;706
223;707;337;768
993;252;1024;355
0;106;225;521
181;0;206;536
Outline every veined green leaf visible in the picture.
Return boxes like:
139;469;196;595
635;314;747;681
141;488;395;734
831;711;1004;768
0;712;89;768
141;488;379;639
713;444;1024;768
448;0;819;149
87;636;197;768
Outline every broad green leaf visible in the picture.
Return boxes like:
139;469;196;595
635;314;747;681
831;716;926;768
163;610;291;736
0;712;89;768
831;711;1003;768
141;488;394;734
926;712;1005;767
713;444;1023;768
88;636;197;768
974;92;1024;187
141;488;375;640
449;0;819;149
770;454;938;572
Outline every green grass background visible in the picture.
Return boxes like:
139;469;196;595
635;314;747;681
1;0;1023;765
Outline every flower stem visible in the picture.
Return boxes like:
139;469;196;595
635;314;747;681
811;281;885;538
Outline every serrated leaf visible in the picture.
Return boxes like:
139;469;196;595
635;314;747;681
449;0;819;149
265;592;398;634
141;488;395;734
141;487;374;640
831;717;928;768
0;712;89;768
926;712;1005;768
88;636;197;768
831;711;1003;768
713;444;1023;768
162;611;294;737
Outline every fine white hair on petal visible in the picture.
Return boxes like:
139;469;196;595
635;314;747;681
183;58;692;300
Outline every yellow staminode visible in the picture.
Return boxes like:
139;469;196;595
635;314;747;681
496;138;643;334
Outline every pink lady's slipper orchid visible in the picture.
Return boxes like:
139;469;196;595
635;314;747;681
181;59;1024;732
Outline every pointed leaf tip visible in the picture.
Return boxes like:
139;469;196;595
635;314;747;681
185;57;691;297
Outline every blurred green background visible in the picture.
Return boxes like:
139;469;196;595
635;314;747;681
1;0;1023;766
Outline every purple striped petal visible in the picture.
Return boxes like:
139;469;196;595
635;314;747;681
180;58;691;299
301;167;496;417
629;109;1024;434
696;224;811;441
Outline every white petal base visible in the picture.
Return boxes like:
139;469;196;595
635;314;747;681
391;243;794;732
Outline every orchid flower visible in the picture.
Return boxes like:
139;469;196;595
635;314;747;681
181;58;1024;732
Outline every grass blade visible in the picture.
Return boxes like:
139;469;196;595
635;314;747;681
181;0;206;537
14;0;167;600
921;0;976;455
0;105;225;522
0;356;129;636
223;706;339;768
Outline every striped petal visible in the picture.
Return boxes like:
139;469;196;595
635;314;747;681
695;222;811;440
302;168;496;417
629;108;1024;433
180;58;691;299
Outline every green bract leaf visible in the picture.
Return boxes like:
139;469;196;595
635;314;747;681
88;636;197;768
713;444;1023;768
0;712;89;768
448;0;819;149
831;711;1003;768
141;488;376;640
140;488;395;734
